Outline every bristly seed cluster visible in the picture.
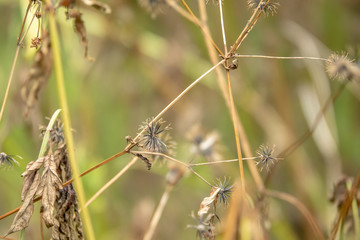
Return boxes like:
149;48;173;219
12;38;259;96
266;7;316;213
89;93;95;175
256;144;280;172
139;118;171;153
248;0;280;16
0;152;21;169
326;53;360;81
214;177;233;206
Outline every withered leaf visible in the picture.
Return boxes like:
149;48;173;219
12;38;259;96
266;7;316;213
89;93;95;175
198;188;221;218
81;0;111;14
21;158;44;201
41;155;63;228
21;31;52;117
6;200;34;236
68;9;94;61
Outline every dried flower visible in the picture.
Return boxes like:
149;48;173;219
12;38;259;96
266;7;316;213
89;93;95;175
0;152;21;168
326;53;356;81
30;37;42;49
248;0;279;16
40;120;65;146
187;212;216;240
214;177;233;206
256;144;280;172
139;118;171;153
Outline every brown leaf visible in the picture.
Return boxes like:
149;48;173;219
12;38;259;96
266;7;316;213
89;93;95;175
21;157;44;201
68;9;94;61
6;200;34;236
41;155;63;228
21;31;52;117
81;0;111;14
198;188;221;218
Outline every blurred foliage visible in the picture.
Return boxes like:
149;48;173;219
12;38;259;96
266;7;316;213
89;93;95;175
0;0;360;239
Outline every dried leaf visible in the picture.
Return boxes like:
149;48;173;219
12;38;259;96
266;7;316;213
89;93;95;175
41;155;63;228
7;159;43;235
6;200;34;236
81;0;111;14
21;157;44;201
21;31;52;117
68;9;94;61
198;188;221;218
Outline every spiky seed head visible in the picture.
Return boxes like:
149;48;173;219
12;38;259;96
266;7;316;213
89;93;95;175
214;177;233;206
139;118;171;153
0;152;21;169
256;144;279;172
248;0;280;16
326;53;355;81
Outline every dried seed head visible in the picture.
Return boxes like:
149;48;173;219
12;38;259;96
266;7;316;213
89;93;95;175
187;212;216;240
30;37;42;49
326;53;356;81
248;0;279;16
139;118;171;153
214;177;233;206
256;144;279;172
139;0;167;18
0;152;21;168
40;120;65;146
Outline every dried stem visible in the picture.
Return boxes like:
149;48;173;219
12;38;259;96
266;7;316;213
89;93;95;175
330;169;360;239
190;157;258;166
265;189;325;240
234;54;329;62
180;0;224;58
81;157;138;211
229;0;270;54
131;151;214;187
143;185;173;240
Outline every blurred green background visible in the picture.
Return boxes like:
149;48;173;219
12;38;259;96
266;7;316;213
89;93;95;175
0;0;360;239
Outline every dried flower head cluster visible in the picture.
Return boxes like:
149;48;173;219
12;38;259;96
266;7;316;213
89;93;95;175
138;0;167;18
40;119;65;146
187;212;216;240
248;0;280;16
0;152;21;169
139;118;171;153
256;144;280;172
188;177;233;238
326;53;360;81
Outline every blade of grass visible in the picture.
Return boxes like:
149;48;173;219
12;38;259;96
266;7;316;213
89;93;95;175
47;6;95;240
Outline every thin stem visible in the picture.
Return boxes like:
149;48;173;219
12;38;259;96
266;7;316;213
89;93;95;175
126;59;224;148
166;0;193;22
229;0;270;54
143;185;173;240
218;0;227;54
131;151;214;187
279;81;348;158
197;0;264;192
234;54;329;62
48;7;95;240
190;157;258;166
225;70;246;193
180;0;224;58
265;190;325;240
0;47;20;123
330;169;360;239
18;3;41;45
81;157;138;211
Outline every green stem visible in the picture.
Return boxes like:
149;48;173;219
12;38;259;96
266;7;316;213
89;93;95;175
48;9;95;240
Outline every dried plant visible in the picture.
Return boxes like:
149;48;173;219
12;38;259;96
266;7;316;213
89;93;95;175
0;0;359;239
